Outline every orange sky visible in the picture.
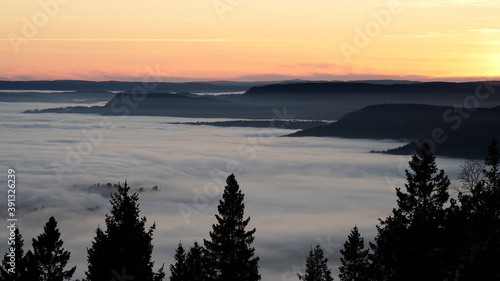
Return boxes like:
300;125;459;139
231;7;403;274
1;0;499;81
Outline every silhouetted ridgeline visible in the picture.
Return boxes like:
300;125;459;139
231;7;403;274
245;81;452;95
384;117;500;159
236;81;500;120
23;81;500;120
0;79;421;92
288;104;449;140
288;104;500;159
0;90;116;103
242;81;500;99
26;93;281;119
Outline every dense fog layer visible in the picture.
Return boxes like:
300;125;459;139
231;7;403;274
0;102;464;280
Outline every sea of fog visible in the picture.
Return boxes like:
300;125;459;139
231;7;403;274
0;101;465;280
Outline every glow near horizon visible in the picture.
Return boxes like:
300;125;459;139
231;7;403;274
1;0;499;81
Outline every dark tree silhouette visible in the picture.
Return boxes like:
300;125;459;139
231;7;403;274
86;182;165;281
170;242;187;281
455;139;500;280
339;226;369;281
454;159;485;194
484;139;500;190
298;244;334;281
371;144;450;281
0;227;27;281
170;241;207;281
204;174;260;281
23;250;43;281
31;216;76;281
185;241;206;281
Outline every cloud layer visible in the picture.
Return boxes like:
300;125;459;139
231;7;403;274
0;102;464;280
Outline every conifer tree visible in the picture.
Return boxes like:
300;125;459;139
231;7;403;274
86;182;165;281
186;241;205;281
339;226;369;281
170;242;187;281
298;244;334;281
204;174;260;281
31;216;76;281
23;250;43;281
371;144;450;281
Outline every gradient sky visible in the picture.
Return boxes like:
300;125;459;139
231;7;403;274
1;0;499;81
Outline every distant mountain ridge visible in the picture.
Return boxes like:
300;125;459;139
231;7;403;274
243;81;491;97
26;92;275;119
288;104;449;140
288;104;500;159
19;80;500;158
0;79;424;92
235;81;500;119
23;81;500;121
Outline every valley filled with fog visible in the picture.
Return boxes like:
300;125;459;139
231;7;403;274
0;100;466;280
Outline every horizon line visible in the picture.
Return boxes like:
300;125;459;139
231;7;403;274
1;78;500;83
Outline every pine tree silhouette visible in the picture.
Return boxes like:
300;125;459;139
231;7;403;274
185;241;206;281
86;182;165;281
32;216;76;281
23;250;42;281
204;174;260;281
371;144;450;281
170;242;187;281
339;226;369;281
298;244;334;281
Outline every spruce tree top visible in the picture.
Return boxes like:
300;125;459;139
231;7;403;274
106;182;144;234
170;242;186;281
397;144;450;220
86;182;164;281
217;174;248;226
32;216;76;281
204;174;260;281
299;244;334;281
209;174;256;249
339;226;369;281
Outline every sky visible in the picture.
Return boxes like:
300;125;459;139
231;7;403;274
1;0;500;81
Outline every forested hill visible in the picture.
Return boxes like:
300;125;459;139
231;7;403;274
21;81;500;120
288;104;500;159
25;93;279;119
288;104;449;140
241;81;497;98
